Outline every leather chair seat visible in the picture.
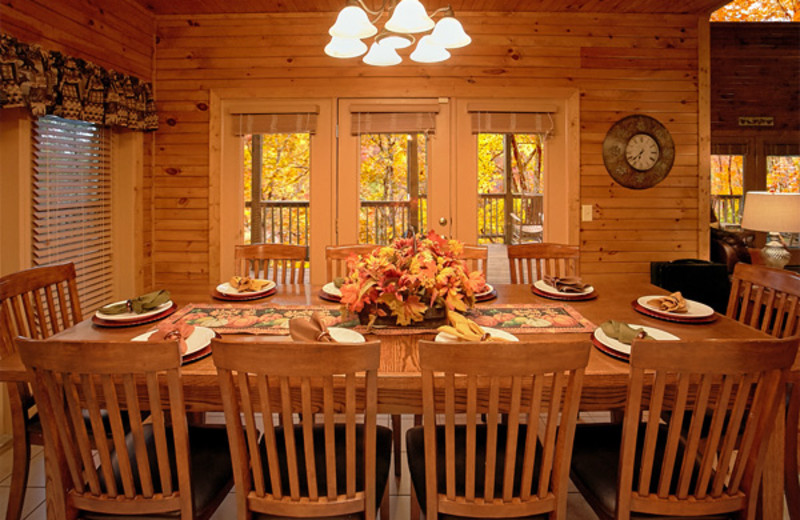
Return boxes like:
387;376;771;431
570;423;734;520
252;423;393;520
87;425;233;519
406;423;548;520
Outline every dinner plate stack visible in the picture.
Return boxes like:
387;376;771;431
531;280;597;301
632;295;717;324
132;327;216;364
93;300;178;327
591;324;679;361
212;280;277;301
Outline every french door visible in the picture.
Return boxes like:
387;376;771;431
336;99;453;245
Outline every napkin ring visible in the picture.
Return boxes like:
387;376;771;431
164;330;183;341
316;331;332;342
125;300;134;313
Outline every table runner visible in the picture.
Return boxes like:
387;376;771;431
169;303;595;335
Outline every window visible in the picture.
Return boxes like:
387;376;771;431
32;116;113;313
710;143;746;228
765;144;799;194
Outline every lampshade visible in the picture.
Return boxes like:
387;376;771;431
741;192;800;233
375;31;414;50
328;5;378;39
324;36;368;58
410;35;450;63
385;0;435;34
363;42;402;66
430;14;471;48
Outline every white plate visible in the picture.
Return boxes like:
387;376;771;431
435;326;519;343
322;282;342;298
593;323;679;356
328;327;365;343
475;284;494;297
132;326;215;356
533;279;594;296
96;300;174;321
216;280;275;296
637;295;714;318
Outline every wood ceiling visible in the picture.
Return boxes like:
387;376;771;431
134;0;731;16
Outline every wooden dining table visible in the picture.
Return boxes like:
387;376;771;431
0;277;788;519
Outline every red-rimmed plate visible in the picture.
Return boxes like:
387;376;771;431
131;327;216;365
531;280;597;301
319;282;342;302
92;302;178;328
212;287;277;301
475;284;497;302
591;324;679;362
632;299;717;324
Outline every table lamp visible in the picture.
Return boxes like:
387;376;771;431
740;191;800;269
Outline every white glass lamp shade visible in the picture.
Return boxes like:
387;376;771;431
430;16;471;49
363;42;402;66
329;5;378;39
324;36;368;58
375;31;414;50
385;0;435;34
410;35;450;63
741;192;800;233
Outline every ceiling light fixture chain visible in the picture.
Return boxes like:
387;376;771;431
324;0;471;66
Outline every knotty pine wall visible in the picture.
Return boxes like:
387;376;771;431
1;0;157;290
154;11;706;289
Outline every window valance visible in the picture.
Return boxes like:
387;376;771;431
0;34;157;131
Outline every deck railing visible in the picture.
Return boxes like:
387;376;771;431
712;194;744;227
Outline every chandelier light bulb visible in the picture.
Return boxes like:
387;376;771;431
363;42;403;66
385;0;435;34
324;36;368;58
328;5;378;39
430;15;471;49
410;35;450;63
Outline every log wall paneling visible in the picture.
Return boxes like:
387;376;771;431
153;11;704;290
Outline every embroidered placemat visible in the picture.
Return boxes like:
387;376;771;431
169;303;595;335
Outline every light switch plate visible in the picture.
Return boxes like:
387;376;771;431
581;204;593;222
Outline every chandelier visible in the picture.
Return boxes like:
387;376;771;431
324;0;471;66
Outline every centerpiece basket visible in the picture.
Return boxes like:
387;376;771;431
338;231;486;328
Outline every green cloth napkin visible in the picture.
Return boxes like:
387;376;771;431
99;290;171;315
599;320;651;345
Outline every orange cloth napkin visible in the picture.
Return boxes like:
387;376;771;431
147;321;195;355
289;312;333;342
647;291;688;313
229;276;270;292
543;275;589;293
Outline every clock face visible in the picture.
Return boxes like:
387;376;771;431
625;134;660;171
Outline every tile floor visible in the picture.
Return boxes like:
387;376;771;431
0;413;789;519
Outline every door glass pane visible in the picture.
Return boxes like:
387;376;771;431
710;154;744;228
358;133;428;244
477;133;544;244
243;133;310;249
767;154;800;246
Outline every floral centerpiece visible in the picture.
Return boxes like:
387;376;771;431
339;231;486;326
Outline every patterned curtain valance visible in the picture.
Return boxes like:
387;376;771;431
0;34;157;131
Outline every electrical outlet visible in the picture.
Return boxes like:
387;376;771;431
581;204;593;222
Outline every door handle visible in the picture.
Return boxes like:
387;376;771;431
439;217;448;226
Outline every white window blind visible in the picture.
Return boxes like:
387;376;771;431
32;116;113;314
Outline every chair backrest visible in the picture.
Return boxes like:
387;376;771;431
234;244;307;284
325;244;378;280
417;339;590;519
211;338;382;520
618;337;798;519
520;193;544;226
0;263;82;358
507;243;580;284
727;262;800;338
460;245;488;278
17;338;194;517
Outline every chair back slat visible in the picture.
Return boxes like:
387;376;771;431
727;263;800;337
617;337;797;518
17;339;192;516
325;244;378;280
211;339;382;519
460;245;489;278
506;243;579;284
418;339;589;519
234;244;306;284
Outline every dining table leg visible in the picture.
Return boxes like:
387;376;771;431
763;398;786;520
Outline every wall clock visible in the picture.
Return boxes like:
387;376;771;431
602;115;675;189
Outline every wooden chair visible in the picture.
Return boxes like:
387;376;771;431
325;244;378;280
235;243;307;284
726;263;800;519
570;336;798;520
0;263;82;520
16;338;234;519
461;244;489;278
507;243;580;284
406;339;590;519
510;192;543;244
212;338;392;520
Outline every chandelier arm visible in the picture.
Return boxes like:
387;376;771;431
429;6;455;18
349;0;389;19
